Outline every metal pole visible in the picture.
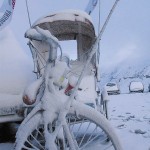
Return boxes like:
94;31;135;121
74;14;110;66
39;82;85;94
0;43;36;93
25;0;32;27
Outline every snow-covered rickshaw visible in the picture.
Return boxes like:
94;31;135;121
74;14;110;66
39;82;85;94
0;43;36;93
25;10;100;109
13;9;123;150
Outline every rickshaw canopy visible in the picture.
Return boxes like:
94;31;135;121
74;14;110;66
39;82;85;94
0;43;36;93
32;10;96;61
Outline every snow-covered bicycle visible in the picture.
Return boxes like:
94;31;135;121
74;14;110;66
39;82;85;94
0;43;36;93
14;10;122;150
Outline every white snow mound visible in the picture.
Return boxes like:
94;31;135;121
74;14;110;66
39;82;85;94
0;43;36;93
0;27;36;95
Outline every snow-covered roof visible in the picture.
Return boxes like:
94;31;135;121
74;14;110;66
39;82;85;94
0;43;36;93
32;9;95;43
33;9;93;26
29;9;96;63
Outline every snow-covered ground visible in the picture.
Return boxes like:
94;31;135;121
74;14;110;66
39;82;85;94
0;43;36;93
109;93;150;150
0;92;150;149
0;143;13;150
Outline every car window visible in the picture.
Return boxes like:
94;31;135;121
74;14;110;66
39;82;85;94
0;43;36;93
107;83;116;86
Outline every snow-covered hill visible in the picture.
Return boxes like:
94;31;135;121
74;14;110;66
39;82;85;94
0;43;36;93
101;63;150;93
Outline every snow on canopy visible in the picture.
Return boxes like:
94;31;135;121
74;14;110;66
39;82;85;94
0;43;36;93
0;27;36;95
33;9;93;26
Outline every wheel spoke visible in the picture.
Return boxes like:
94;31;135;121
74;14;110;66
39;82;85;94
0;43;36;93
66;113;117;150
30;133;45;150
26;139;40;150
78;122;91;147
15;105;121;150
74;119;86;139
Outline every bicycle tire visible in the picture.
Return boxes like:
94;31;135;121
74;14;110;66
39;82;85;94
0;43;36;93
14;101;122;150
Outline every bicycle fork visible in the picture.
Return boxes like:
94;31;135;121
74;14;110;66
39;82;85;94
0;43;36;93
43;110;79;150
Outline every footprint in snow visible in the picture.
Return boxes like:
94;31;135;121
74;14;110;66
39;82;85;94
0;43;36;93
117;115;125;118
135;118;143;122
123;115;135;122
130;129;146;135
143;115;150;120
143;133;150;138
116;124;126;129
125;112;131;114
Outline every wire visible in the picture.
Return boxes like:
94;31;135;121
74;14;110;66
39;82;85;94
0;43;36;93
25;0;32;27
97;0;101;64
97;0;120;41
98;0;101;35
95;0;101;82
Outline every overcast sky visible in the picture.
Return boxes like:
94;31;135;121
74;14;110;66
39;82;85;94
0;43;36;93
6;0;150;69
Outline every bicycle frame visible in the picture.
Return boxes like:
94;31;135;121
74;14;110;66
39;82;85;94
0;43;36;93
22;24;99;149
21;4;122;147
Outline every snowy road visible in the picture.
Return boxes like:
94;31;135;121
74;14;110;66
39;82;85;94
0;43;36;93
0;93;150;150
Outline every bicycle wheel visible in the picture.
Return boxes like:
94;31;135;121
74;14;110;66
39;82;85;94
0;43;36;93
14;101;122;150
68;101;122;150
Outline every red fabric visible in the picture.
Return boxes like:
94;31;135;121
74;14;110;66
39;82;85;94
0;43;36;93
65;84;74;94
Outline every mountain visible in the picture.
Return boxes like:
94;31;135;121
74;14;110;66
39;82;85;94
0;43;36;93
100;63;150;93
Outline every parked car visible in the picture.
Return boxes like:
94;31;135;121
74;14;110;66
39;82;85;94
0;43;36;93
148;84;150;92
105;82;120;95
129;81;144;93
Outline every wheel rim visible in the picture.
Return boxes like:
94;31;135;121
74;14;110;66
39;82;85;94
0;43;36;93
67;114;116;150
21;123;65;150
23;124;45;150
20;115;116;150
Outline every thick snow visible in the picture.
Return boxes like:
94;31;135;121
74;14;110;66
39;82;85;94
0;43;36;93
0;27;36;95
35;26;59;45
108;93;150;150
129;81;144;92
1;92;150;149
49;61;69;87
68;75;77;87
33;9;92;27
105;82;119;92
0;94;22;109
77;75;97;105
25;28;45;41
101;63;150;94
23;77;43;105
